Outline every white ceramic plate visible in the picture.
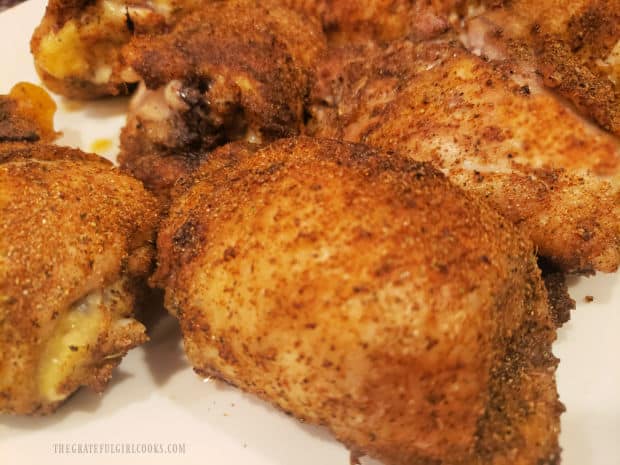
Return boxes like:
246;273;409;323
1;2;619;464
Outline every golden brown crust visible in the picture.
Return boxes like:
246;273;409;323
118;150;203;206
282;0;462;43
0;147;159;415
540;265;575;327
309;38;620;273
119;0;326;200
0;143;109;165
155;136;560;465
123;0;325;90
463;0;620;135
475;315;562;465
0;83;58;145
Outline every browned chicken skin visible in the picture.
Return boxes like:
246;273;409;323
0;82;57;145
30;0;457;101
309;38;620;273
21;3;576;456
118;0;326;201
0;86;159;415
31;0;201;99
154;137;561;465
282;0;462;43
462;0;620;136
30;0;464;102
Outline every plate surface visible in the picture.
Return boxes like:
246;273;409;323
0;2;619;464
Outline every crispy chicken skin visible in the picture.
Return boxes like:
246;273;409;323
118;0;326;201
31;0;200;99
282;0;461;43
30;0;456;100
0;82;99;164
462;0;620;135
309;38;620;273
0;141;158;414
0;82;57;145
154;137;561;465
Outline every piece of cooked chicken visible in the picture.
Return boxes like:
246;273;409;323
31;0;201;99
0;82;57;145
30;0;456;100
461;0;620;135
0;90;159;413
154;137;562;465
309;38;620;273
117;0;326;202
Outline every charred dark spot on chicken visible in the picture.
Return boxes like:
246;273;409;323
118;0;327;204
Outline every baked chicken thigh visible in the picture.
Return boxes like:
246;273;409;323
118;0;326;201
0;86;159;414
154;137;561;465
309;38;620;273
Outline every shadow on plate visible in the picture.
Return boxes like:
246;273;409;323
143;311;187;387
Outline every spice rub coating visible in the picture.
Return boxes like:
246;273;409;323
309;38;620;273
154;137;561;465
463;0;620;136
119;0;326;201
282;0;463;43
0;82;57;145
0;147;158;415
31;0;200;99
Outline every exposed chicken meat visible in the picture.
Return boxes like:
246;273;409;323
31;0;201;99
118;0;326;202
0;86;159;415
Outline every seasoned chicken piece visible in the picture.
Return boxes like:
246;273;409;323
154;137;561;465
541;264;575;327
31;0;200;99
309;38;620;273
118;0;326;201
0;96;158;413
282;0;460;43
0;82;57;144
461;0;620;135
